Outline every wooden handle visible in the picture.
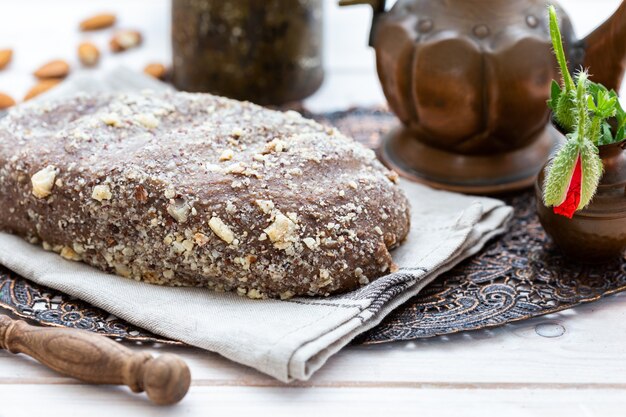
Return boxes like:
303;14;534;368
0;315;191;405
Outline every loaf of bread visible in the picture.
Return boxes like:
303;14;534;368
0;91;410;298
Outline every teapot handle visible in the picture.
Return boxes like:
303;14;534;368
338;0;387;46
581;0;626;92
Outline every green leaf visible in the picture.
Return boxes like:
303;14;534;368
602;97;618;114
590;81;608;94
616;125;625;143
599;122;614;146
549;80;563;111
593;90;617;117
588;81;600;100
615;98;626;127
587;95;597;111
587;81;607;105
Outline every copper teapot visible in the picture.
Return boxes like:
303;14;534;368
341;0;626;194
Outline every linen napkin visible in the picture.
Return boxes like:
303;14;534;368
0;68;513;382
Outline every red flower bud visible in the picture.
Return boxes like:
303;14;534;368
553;155;582;218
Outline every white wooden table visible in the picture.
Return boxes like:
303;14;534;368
1;1;626;415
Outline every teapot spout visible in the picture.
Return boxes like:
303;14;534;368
582;0;626;91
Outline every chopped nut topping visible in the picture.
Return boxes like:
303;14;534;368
72;243;86;254
92;184;112;201
182;239;195;252
135;113;159;129
280;290;295;300
101;113;122;127
386;170;399;183
31;165;58;199
60;246;81;261
255;199;275;214
264;212;298;250
247;288;263;299
219;149;234;161
167;199;191;223
194;232;210;246
114;263;131;278
209;216;235;244
263;138;287;154
225;201;237;213
172;241;186;254
303;237;318;250
226;162;246;174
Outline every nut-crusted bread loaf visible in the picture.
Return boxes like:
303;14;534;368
0;91;410;298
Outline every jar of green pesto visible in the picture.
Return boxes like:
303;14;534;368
172;0;324;105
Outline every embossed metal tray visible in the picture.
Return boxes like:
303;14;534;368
1;108;624;345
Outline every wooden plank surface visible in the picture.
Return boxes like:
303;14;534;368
0;292;625;415
2;0;626;415
1;385;625;417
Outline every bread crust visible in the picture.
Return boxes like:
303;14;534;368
0;92;410;298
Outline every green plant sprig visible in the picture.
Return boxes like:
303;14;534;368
543;5;619;216
549;6;574;92
547;5;626;145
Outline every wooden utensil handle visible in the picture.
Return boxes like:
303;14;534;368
0;315;190;405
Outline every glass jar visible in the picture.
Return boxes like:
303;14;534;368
172;0;324;105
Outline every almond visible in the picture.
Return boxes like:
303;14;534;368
110;30;142;52
79;13;116;31
0;49;13;70
143;63;167;80
24;79;61;101
78;42;100;67
0;92;15;110
34;60;70;79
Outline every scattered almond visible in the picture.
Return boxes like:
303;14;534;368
78;42;100;67
34;60;70;79
0;92;15;110
0;49;13;70
79;13;116;31
24;79;61;101
110;30;142;52
143;63;167;80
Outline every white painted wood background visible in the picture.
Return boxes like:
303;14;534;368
1;0;626;415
